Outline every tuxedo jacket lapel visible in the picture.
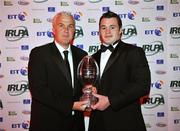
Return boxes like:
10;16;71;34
71;46;80;93
50;43;72;87
103;41;125;75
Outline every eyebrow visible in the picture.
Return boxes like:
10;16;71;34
100;25;117;27
57;23;75;26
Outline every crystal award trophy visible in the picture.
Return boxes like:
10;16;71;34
77;55;99;111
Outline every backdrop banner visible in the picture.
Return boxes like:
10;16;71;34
0;0;180;131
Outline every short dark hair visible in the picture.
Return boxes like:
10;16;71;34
99;11;122;29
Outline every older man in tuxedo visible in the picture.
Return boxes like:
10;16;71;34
28;11;87;131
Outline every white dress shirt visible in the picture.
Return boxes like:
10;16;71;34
55;41;74;88
100;43;118;77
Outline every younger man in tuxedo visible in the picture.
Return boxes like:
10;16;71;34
89;11;151;131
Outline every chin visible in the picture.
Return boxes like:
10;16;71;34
105;41;113;45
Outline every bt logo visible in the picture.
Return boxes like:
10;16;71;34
145;27;164;36
8;12;27;21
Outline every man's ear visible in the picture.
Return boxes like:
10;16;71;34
52;27;55;37
119;28;122;35
119;28;123;37
99;32;103;43
52;27;55;34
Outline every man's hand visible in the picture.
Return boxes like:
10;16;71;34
91;86;97;94
73;101;88;111
91;93;110;111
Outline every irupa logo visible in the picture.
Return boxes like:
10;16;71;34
5;26;29;41
142;94;165;109
142;41;164;56
122;25;137;40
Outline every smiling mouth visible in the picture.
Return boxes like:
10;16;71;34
62;34;69;37
105;35;112;38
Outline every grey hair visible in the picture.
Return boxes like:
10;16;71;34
52;11;75;26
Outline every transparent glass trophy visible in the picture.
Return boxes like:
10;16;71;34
77;55;99;111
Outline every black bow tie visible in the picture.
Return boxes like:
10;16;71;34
101;44;114;52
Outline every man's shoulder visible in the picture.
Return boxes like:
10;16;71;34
33;42;52;50
123;42;143;52
31;42;53;52
29;42;54;57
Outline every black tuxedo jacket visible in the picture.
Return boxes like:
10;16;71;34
28;42;87;131
89;41;151;131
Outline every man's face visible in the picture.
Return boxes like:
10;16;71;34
52;14;75;46
99;17;122;45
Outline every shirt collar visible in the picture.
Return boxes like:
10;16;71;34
102;40;119;49
54;41;71;54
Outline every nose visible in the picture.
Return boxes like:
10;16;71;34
64;27;69;32
105;28;111;34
